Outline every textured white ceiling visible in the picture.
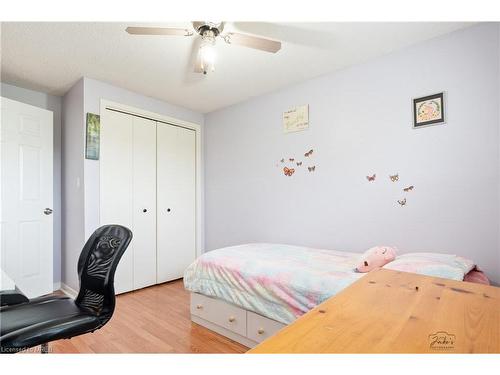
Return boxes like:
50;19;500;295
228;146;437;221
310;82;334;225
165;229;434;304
1;22;472;113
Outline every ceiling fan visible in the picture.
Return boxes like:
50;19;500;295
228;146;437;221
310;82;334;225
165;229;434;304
126;22;282;75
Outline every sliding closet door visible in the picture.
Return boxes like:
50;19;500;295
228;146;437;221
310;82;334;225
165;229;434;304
132;117;157;289
100;109;134;294
101;110;157;293
157;123;196;283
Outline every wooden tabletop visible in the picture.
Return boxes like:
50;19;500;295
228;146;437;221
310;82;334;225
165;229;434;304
248;269;500;353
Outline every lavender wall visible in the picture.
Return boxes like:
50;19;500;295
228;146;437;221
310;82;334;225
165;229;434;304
204;23;500;284
61;79;85;291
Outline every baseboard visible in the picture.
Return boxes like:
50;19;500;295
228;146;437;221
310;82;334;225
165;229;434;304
60;283;78;298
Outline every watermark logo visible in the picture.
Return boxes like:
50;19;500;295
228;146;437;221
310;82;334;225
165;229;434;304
0;346;53;354
428;331;456;351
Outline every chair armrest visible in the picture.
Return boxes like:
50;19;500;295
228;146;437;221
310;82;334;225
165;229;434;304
0;290;29;307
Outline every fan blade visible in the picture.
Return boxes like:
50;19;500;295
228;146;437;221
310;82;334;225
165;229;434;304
125;27;193;36
223;32;281;53
233;22;334;49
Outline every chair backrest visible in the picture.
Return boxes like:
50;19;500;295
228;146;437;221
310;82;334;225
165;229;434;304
74;225;132;320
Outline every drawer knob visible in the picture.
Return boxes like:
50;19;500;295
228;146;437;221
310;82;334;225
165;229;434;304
258;328;265;335
196;304;203;310
228;316;236;323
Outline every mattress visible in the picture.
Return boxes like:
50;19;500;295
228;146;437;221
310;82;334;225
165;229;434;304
184;244;479;325
183;243;364;324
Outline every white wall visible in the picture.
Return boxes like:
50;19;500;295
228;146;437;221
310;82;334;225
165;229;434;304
1;82;62;286
204;23;500;284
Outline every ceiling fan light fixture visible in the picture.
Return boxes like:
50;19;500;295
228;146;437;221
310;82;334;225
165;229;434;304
199;30;217;74
125;22;282;75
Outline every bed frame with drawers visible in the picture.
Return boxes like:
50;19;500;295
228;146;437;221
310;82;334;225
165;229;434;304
190;293;287;348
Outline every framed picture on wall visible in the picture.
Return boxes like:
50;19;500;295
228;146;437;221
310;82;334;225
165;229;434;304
283;104;309;133
413;92;445;128
85;112;100;160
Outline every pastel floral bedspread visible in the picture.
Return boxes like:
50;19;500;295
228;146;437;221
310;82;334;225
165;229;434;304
184;243;364;324
184;244;477;324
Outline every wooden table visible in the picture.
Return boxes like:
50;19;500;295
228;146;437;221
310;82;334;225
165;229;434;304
249;269;500;353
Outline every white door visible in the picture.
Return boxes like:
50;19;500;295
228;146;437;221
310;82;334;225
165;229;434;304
0;97;53;298
100;110;157;293
132;117;157;290
156;123;196;283
100;109;134;294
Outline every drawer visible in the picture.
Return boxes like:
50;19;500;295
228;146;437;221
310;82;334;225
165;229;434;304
190;293;247;336
247;311;286;343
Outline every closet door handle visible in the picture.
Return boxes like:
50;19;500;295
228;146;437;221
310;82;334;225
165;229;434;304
142;209;148;213
167;208;171;213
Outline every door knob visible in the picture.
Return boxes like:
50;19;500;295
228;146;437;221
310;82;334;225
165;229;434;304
142;209;148;213
43;208;53;215
167;208;171;212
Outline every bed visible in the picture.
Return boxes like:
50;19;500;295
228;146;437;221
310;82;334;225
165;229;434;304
184;243;483;347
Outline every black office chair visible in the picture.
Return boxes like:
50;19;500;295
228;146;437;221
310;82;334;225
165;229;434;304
0;224;132;353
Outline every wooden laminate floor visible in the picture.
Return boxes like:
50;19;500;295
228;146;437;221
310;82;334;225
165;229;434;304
50;280;248;353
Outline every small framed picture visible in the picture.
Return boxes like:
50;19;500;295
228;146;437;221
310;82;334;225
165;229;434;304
85;112;100;160
283;105;309;133
413;92;445;128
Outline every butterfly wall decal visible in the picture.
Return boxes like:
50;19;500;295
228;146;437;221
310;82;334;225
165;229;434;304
304;149;314;157
366;174;376;182
289;158;295;162
283;167;295;176
403;185;414;192
296;161;302;166
389;174;399;182
397;198;406;206
280;158;285;163
308;166;316;172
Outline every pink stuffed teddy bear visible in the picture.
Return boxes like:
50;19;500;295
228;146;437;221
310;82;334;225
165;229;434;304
356;246;397;273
